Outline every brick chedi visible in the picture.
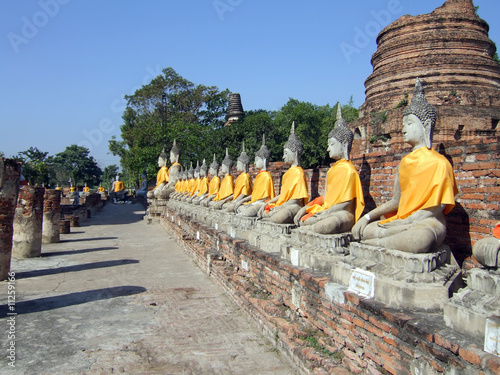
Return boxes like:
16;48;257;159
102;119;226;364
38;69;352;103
225;93;244;126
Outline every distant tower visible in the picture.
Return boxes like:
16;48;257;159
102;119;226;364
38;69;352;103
225;93;244;126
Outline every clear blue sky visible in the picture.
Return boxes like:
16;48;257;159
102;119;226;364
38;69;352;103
1;0;499;168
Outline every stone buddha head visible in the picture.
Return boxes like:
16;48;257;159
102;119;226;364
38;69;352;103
187;163;194;179
194;161;201;179
170;139;180;163
200;159;208;178
221;148;233;175
209;154;219;177
328;103;354;161
402;78;437;149
283;121;303;166
237;142;250;173
255;134;270;170
158;148;168;168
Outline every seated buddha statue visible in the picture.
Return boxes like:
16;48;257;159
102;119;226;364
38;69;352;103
185;161;201;203
136;171;148;198
147;148;169;199
200;155;221;207
83;183;90;193
237;135;275;217
193;159;209;205
225;142;253;213
258;122;309;224
471;224;500;268
177;163;195;201
112;174;126;203
97;184;105;193
294;104;364;234
351;78;458;253
211;149;235;209
171;170;186;199
158;140;182;199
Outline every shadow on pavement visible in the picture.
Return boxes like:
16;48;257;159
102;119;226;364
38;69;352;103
16;259;140;279
58;237;118;243
41;247;119;257
0;286;147;316
88;203;146;226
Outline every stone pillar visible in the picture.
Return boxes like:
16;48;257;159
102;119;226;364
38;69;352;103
0;158;21;280
13;186;45;258
42;189;61;243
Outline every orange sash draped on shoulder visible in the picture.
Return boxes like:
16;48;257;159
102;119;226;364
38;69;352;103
189;178;201;196
266;166;308;211
114;181;125;192
197;177;209;196
214;175;234;201
303;159;364;222
246;170;275;204
155;166;169;188
379;147;458;224
232;173;252;200
208;176;221;196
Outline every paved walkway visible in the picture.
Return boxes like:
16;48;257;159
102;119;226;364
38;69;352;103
0;203;299;375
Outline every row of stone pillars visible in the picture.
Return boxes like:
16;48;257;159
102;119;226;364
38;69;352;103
0;158;63;280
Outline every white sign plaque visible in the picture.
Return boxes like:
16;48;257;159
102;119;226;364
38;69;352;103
290;248;299;267
241;259;249;272
215;222;219;230
485;317;500;356
348;268;375;298
196;231;200;240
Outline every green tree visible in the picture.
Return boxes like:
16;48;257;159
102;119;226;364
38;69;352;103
102;164;119;191
14;147;50;186
50;145;102;187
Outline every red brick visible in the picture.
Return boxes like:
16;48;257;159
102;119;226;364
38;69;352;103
458;346;482;366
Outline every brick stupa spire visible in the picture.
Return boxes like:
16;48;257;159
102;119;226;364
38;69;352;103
225;93;244;126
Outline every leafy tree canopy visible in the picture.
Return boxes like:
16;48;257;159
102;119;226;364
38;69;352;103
50;145;102;187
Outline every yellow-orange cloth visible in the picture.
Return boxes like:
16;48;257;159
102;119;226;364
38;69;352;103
265;166;308;211
70;187;75;193
380;147;458;224
232;173;252;200
83;187;90;193
98;187;104;192
493;223;500;239
302;159;365;222
245;171;275;204
181;179;189;193
208;176;221;196
174;180;181;192
155;166;169;188
185;178;195;194
214;175;234;201
197;177;209;196
56;187;62;191
114;181;125;192
189;178;201;196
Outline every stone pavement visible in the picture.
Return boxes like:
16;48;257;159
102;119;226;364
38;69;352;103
0;203;300;375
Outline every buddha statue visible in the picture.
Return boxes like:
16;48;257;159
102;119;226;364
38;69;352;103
211;149;235;209
185;161;201;203
55;184;62;191
294;104;364;234
147;148;169;199
201;155;221;207
136;171;148;198
193;159;209;205
177;163;194;200
112;174;126;203
158;140;182;199
258;122;309;224
97;184;105;193
83;183;90;193
352;78;458;253
225;142;253;213
237;135;275;217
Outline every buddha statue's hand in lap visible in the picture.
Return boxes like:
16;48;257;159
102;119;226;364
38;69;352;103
351;79;458;254
294;104;364;234
258;122;309;224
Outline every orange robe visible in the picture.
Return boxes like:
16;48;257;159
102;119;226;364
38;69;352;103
189;178;201;196
246;170;275;204
232;173;252;200
185;178;195;194
214;175;234;201
98;187;104;192
380;147;457;224
266;166;308;211
155;166;169;188
114;181;125;192
208;176;221;196
197;177;210;196
83;187;90;193
302;159;364;222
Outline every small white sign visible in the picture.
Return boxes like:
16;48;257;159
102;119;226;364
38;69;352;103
215;222;219;230
348;268;375;298
171;216;174;222
230;227;235;238
178;220;181;226
196;231;200;240
290;248;300;267
241;259;249;271
485;317;500;356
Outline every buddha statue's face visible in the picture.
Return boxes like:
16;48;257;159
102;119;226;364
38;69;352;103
194;170;200;178
221;163;229;175
158;156;167;168
402;114;425;146
236;160;245;173
327;137;344;160
170;151;178;163
283;148;295;165
209;166;218;176
255;156;264;170
200;168;207;177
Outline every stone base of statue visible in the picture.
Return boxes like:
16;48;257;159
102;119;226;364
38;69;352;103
443;268;500;344
147;198;168;219
280;228;352;272
246;220;296;254
329;242;462;310
225;215;257;241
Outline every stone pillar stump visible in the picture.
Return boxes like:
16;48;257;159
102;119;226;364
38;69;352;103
0;158;21;280
13;186;45;258
42;189;61;243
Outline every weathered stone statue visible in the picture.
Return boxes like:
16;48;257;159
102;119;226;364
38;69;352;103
258;122;309;224
294;104;364;234
112;174;126;203
225;142;253;212
237;135;275;217
193;159;209;205
201;155;221;207
177;163;194;200
147;148;169;199
136;171;148;199
83;183;90;193
97;184;105;193
211;149;234;209
185;161;201;203
171;169;186;199
352;78;458;253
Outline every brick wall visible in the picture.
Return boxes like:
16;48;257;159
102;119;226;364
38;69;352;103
162;210;500;374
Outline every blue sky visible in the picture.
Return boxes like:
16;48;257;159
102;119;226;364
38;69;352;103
1;0;499;168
